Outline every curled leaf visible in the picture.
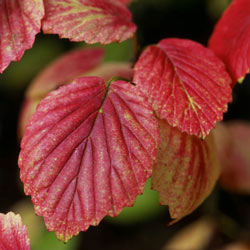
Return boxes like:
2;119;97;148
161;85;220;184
214;121;250;194
42;0;137;44
152;120;220;221
19;77;159;241
133;38;232;138
0;0;44;73
209;0;250;85
0;212;30;250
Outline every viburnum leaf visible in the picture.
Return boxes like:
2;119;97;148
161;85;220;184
19;77;159;241
42;0;137;44
0;0;44;73
0;212;30;250
209;0;250;85
214;122;250;194
133;38;232;138
152;120;220;221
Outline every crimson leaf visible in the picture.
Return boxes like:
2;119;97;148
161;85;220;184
0;212;30;250
133;38;232;138
152;120;220;221
209;0;250;85
19;77;159;241
0;0;44;73
42;0;137;44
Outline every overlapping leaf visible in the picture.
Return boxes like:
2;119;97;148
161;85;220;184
0;0;44;73
19;77;159;241
18;47;104;138
133;38;232;138
209;0;250;85
42;0;137;44
214;122;250;194
0;212;30;250
152;120;220;221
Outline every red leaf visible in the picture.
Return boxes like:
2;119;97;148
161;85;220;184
19;77;159;241
42;0;137;44
0;212;30;250
0;0;44;73
133;38;232;138
209;0;250;85
152;120;220;221
214;122;250;194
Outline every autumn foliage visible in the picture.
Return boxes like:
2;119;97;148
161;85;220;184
0;0;250;245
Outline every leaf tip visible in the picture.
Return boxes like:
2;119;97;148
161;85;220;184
238;76;245;84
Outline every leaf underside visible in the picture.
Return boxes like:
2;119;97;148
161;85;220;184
42;0;137;44
133;38;232;138
152;120;220;221
209;0;250;85
0;212;30;250
19;77;159;241
0;0;44;73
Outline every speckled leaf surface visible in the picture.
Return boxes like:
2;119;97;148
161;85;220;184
0;0;44;73
133;38;232;138
0;212;30;250
19;77;159;241
214;122;250;194
152;120;220;221
42;0;137;44
209;0;250;85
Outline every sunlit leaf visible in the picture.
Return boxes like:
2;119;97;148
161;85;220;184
152;120;220;221
214;122;250;194
209;0;250;85
133;38;232;138
0;0;44;73
0;212;30;250
42;0;137;44
19;77;159;241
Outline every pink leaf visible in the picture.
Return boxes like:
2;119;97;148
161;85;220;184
209;0;250;85
42;0;137;44
214;122;250;194
0;0;44;73
133;38;232;138
152;120;220;221
19;77;159;241
0;212;30;250
26;47;104;100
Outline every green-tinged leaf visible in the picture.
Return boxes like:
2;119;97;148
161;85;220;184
42;0;136;44
152;120;220;221
0;0;44;73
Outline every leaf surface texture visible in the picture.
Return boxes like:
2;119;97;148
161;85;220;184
133;38;232;138
19;77;159;241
